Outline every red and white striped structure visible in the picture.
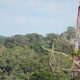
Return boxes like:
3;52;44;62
77;6;80;31
75;3;80;51
73;1;80;77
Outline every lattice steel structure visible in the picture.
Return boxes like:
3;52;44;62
75;3;80;51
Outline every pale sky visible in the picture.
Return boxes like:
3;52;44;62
0;0;78;36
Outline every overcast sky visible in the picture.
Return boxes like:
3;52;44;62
0;0;78;36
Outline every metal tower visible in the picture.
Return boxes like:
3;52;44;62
75;2;80;52
72;1;80;78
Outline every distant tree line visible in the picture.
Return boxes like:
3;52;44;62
0;27;79;80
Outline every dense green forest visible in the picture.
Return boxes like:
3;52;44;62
0;27;79;80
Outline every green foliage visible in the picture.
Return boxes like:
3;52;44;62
0;45;73;80
0;29;77;80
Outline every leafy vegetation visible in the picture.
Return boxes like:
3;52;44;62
0;28;79;80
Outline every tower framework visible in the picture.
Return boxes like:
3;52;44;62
73;2;80;78
75;5;80;51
